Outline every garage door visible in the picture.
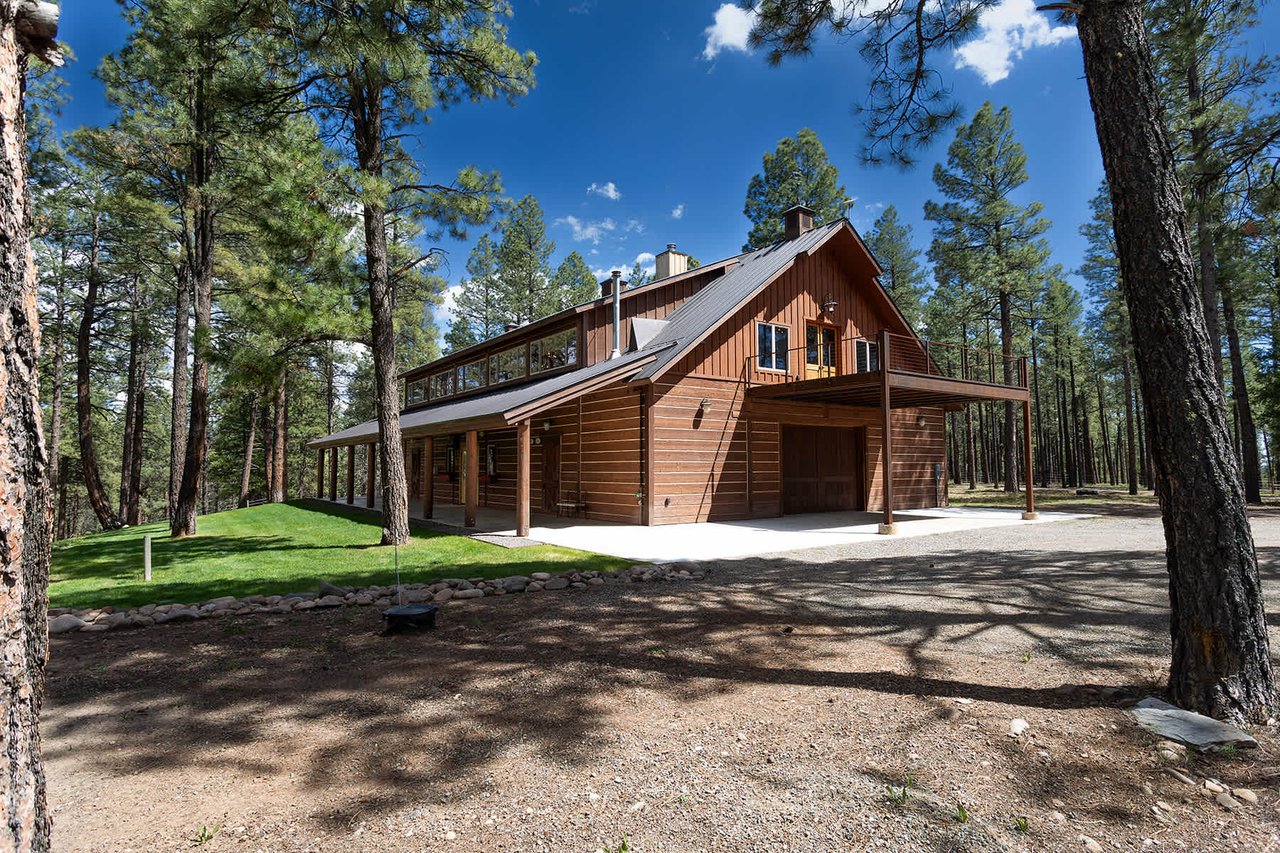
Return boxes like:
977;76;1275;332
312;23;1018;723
781;425;865;514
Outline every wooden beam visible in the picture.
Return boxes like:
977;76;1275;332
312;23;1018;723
422;436;434;519
328;446;337;501
516;420;531;537
345;444;355;505
316;448;324;498
879;329;896;535
365;442;376;508
465;429;479;528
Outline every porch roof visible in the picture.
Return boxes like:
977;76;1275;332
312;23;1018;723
745;369;1031;410
307;345;667;449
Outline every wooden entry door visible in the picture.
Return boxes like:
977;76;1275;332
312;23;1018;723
805;322;838;380
781;425;865;514
540;435;561;512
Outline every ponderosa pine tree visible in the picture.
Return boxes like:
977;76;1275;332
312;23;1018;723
0;1;60;846
283;0;535;545
497;195;555;325
446;233;503;350
747;0;1276;720
925;102;1050;492
743;128;848;250
551;250;598;308
865;204;926;329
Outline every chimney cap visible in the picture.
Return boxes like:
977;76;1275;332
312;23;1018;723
665;243;677;253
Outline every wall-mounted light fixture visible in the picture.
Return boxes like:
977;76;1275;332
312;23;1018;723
821;294;838;315
915;414;927;428
699;398;712;414
542;419;552;432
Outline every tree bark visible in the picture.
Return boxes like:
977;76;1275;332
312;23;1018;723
1096;374;1114;486
0;6;53;844
999;289;1017;491
1077;0;1274;721
172;56;216;538
168;261;190;521
47;244;65;542
238;392;259;509
118;277;146;525
351;70;409;545
76;214;123;531
269;370;286;503
1221;282;1261;503
1121;330;1139;495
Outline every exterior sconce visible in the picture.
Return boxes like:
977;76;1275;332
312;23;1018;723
542;419;552;432
699;398;712;414
821;295;838;315
915;414;927;428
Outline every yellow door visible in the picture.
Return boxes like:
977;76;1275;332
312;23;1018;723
805;323;837;379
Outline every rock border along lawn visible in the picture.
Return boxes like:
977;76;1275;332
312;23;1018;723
46;562;705;635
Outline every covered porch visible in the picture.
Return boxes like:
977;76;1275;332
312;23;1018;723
746;329;1038;533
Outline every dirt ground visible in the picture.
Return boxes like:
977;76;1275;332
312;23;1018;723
44;503;1280;852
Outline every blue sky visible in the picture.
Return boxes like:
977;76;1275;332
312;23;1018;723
53;1;1279;329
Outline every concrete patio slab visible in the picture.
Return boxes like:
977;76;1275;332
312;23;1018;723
502;506;1092;562
312;496;1090;563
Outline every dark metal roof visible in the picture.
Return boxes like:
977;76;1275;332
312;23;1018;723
309;346;667;448
632;220;845;382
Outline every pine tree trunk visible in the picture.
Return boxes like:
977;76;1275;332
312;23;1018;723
269;371;286;503
1121;329;1139;495
0;7;53;843
1221;282;1262;503
168;261;190;521
119;282;145;524
238;392;259;509
1031;332;1047;487
352;73;409;545
125;338;146;526
172;58;215;538
1096;375;1114;485
999;290;1017;491
1077;0;1274;721
76;215;123;530
48;248;65;543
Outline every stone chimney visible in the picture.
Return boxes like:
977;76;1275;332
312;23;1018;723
784;204;815;241
654;244;687;280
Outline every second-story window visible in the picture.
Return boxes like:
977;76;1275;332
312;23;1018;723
855;339;880;373
757;322;789;372
430;370;454;399
406;378;427;406
489;345;527;385
458;359;486;392
531;328;577;374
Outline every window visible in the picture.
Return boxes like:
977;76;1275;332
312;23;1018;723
855;340;880;373
757;322;789;372
458;359;486;392
405;378;427;406
531;328;578;374
806;324;836;373
489;345;527;385
430;370;454;400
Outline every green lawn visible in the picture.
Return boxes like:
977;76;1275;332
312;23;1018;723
49;501;631;611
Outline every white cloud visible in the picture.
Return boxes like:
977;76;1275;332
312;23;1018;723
953;0;1075;84
556;215;616;244
587;181;622;201
623;218;645;234
437;283;464;325
703;3;756;60
671;203;685;220
634;252;656;266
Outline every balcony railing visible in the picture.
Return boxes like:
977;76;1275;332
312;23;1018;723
743;329;1028;390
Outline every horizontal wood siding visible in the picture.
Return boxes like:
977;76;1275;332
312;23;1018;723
417;382;643;525
651;374;946;524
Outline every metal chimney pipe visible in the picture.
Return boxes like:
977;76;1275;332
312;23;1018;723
610;270;622;359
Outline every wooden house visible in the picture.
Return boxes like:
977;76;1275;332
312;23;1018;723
309;207;1036;536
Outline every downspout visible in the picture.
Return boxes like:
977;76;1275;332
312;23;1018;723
610;270;622;359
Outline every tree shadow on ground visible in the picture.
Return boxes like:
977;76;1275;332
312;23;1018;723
41;513;1280;848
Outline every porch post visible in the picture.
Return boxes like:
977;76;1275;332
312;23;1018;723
315;448;324;498
345;444;355;504
465;429;479;528
1022;398;1038;520
365;442;376;508
516;420;531;537
421;436;434;519
328;446;338;501
878;329;896;534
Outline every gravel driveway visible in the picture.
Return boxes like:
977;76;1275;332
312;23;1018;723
44;505;1280;852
